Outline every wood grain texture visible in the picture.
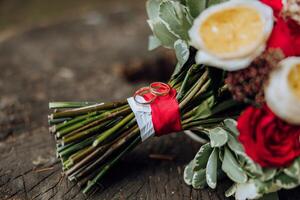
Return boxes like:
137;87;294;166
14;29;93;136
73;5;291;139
0;126;231;200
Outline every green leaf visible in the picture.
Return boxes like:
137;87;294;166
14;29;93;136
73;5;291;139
206;148;218;189
255;180;280;195
237;152;263;177
225;184;237;197
159;0;191;40
210;99;238;116
209;127;228;147
148;35;162;50
227;134;244;155
193;95;215;120
192;168;207;189
174;39;190;68
283;157;300;179
207;0;228;7
218;147;224;161
275;172;299;189
223;119;239;136
186;0;207;18
149;19;179;48
259;168;277;182
222;147;248;183
194;143;213;171
146;0;161;20
176;64;201;100
184;160;195;185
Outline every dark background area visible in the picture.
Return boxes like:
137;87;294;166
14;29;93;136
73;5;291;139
0;0;300;199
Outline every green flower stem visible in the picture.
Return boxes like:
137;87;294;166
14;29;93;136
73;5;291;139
59;136;96;158
179;70;209;110
63;105;129;136
55;111;99;132
83;135;141;194
93;113;135;147
62;120;114;145
48;117;72;126
49;102;98;109
66;145;110;177
182;117;228;129
113;118;137;137
177;65;202;101
51;101;127;119
67;125;138;179
193;80;211;100
189;127;210;134
209;99;238;115
56;106;130;138
75;127;139;181
68;146;94;164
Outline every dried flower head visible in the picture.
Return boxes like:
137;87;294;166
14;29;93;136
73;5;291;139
225;49;285;104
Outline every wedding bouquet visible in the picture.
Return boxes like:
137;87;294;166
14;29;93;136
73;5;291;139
48;0;300;199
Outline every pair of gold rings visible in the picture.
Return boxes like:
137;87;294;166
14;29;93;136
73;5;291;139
133;82;171;104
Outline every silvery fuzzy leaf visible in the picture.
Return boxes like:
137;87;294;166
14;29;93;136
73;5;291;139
186;0;207;18
223;119;239;136
225;184;237;197
194;143;213;171
237;152;263;177
219;147;224;161
206;148;218;189
259;168;277;182
222;148;248;183
275;172;299;189
149;19;179;48
255;180;280;195
146;0;162;20
184;160;195;185
159;1;191;40
192;168;207;189
174;39;190;69
148;35;162;50
209;127;228;147
283;157;300;179
227;134;244;155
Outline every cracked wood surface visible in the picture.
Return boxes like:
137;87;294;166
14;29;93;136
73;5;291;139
0;0;300;199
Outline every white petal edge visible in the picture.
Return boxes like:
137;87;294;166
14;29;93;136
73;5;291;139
235;181;260;200
265;57;300;125
195;44;265;71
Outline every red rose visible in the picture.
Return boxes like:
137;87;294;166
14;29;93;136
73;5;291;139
261;0;300;57
238;105;300;168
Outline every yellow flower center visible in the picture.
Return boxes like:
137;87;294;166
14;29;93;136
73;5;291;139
199;6;264;58
288;64;300;99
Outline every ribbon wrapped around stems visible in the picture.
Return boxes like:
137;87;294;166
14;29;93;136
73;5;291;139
127;82;182;141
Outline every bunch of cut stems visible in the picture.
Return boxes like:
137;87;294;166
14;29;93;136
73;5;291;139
49;64;239;194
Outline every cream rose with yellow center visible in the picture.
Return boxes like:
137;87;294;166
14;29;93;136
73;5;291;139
189;0;274;71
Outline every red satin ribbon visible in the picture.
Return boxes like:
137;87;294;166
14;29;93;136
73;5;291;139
134;82;182;136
